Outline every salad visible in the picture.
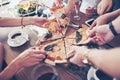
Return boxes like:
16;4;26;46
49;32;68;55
17;0;38;16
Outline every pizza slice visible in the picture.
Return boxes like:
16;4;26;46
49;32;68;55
43;17;69;36
65;24;90;45
36;38;74;66
35;30;62;46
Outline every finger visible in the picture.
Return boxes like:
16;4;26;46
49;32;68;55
90;20;96;29
34;50;47;55
99;6;108;15
32;62;40;65
35;54;46;59
97;4;101;15
90;37;97;43
88;28;96;37
106;6;111;12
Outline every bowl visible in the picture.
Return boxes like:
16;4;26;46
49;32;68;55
7;29;29;47
16;0;38;17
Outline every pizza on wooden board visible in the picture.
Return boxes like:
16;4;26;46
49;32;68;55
36;39;74;65
35;17;69;46
65;24;90;45
35;24;90;65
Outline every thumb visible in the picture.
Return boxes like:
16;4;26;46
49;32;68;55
90;20;96;30
88;28;96;37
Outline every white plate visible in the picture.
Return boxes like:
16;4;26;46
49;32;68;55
87;67;99;80
7;30;29;47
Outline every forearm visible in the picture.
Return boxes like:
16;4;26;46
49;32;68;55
64;0;75;16
0;60;21;80
0;43;4;71
105;9;120;22
0;17;34;27
88;48;120;77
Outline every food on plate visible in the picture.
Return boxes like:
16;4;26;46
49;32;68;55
35;24;90;66
17;0;38;16
65;24;90;45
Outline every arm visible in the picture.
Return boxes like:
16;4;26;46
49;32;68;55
0;48;46;80
64;0;75;16
97;0;113;15
89;16;120;45
0;17;48;27
91;9;120;28
0;43;4;71
88;47;120;77
70;46;120;77
112;16;120;34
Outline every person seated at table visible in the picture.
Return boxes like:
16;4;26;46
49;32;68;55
70;46;120;79
69;9;120;79
90;9;120;29
0;17;48;27
0;44;47;80
0;16;48;80
88;10;120;45
52;0;120;17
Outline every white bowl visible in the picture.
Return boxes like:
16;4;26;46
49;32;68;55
7;30;29;47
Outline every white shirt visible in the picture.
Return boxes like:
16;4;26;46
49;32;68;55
79;0;101;13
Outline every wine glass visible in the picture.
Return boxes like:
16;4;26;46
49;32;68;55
73;0;81;20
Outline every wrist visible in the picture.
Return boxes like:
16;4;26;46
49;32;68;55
30;17;36;25
12;57;24;69
109;22;119;36
82;49;101;68
23;17;34;26
82;49;94;66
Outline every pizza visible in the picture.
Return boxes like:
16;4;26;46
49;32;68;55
43;17;69;34
35;24;90;65
65;24;90;45
36;39;74;65
35;17;69;46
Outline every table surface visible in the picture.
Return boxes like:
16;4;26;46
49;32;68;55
1;7;89;80
1;1;120;80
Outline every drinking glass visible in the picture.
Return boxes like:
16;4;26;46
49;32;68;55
31;63;60;80
73;0;81;20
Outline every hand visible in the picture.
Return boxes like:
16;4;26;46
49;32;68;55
13;48;47;68
33;18;49;27
97;0;112;15
52;0;63;8
88;24;114;45
70;46;88;67
86;7;96;17
90;14;110;29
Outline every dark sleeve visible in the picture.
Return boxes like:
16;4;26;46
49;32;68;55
112;0;120;11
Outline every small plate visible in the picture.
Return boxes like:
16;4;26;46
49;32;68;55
87;67;99;80
7;30;29;47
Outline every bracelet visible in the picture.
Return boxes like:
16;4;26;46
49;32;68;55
109;22;118;36
82;50;91;64
21;17;25;28
82;49;96;67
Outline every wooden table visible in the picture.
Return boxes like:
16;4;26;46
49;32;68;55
2;11;90;80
